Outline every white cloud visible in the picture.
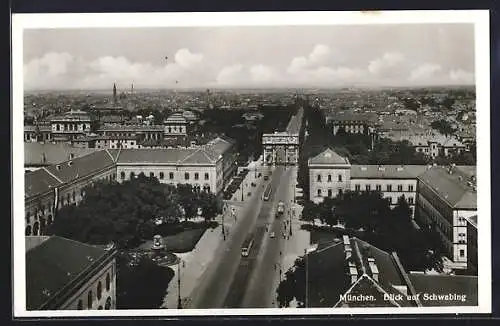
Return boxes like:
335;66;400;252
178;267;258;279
174;48;204;69
249;64;280;84
368;52;407;77
216;64;245;85
408;63;442;82
24;48;210;90
449;69;475;84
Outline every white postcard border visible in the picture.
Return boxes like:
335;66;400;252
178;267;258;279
12;10;491;317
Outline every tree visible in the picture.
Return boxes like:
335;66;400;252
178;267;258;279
277;257;305;307
116;253;174;309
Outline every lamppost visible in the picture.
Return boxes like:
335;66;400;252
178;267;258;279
177;259;184;309
222;204;226;241
304;249;308;308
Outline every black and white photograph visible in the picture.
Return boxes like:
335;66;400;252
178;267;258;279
12;10;491;316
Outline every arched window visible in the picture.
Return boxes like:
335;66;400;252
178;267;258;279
25;225;31;236
317;174;322;182
72;191;76;202
338;175;342;182
97;281;102;300
327;174;332;182
120;172;125;180
150;172;155;178
105;297;112;310
106;273;110;291
159;172;164;180
130;172;135;179
77;300;83;310
87;290;93;309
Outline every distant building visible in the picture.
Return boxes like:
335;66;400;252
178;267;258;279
24;124;52;142
325;113;377;136
304;235;477;307
50;109;93;142
416;165;477;271
163;112;188;136
97;124;164;143
386;130;467;158
26;236;117;310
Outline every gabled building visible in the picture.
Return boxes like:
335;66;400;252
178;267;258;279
303;236;478;308
26;236;117;310
416;165;477;271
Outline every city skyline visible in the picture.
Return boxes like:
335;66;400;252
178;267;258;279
23;24;475;91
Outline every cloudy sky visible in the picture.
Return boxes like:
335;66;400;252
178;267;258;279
23;24;475;90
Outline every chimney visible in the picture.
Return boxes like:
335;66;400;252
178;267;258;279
368;257;379;282
348;261;358;284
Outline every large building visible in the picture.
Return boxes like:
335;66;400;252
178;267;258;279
308;148;426;216
50;109;93;142
24;137;236;236
116;137;236;194
26;236;117;310
24;150;118;236
24;142;98;172
325;113;377;136
415;165;477;271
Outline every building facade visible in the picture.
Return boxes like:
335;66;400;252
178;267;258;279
50;110;92;142
24;150;119;236
415;165;477;271
308;148;424;217
26;236;117;310
164;112;189;136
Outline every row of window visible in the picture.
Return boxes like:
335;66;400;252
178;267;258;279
353;184;415;192
121;171;210;181
77;273;112;310
317;188;414;204
316;174;343;182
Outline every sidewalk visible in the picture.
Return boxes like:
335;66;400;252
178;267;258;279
161;207;242;308
271;167;311;307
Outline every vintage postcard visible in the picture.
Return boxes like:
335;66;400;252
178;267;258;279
12;10;491;317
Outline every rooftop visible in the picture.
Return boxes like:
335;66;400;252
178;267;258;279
43;149;117;184
25;168;62;198
25;142;98;166
417;165;477;209
26;236;111;310
308;148;350;166
351;165;427;179
407;273;478;306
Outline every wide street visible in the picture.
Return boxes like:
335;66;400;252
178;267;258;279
187;164;298;308
188;165;285;308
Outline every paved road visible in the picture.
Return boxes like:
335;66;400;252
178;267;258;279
188;166;282;308
241;166;296;308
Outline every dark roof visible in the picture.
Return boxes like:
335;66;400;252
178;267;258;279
26;236;108;310
25;169;62;198
25;142;98;166
308;148;350;166
408;273;478;306
417;166;476;209
116;148;194;164
350;165;427;179
44;150;116;183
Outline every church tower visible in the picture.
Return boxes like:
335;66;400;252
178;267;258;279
113;83;117;105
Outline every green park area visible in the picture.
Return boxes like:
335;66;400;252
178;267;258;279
46;173;222;309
